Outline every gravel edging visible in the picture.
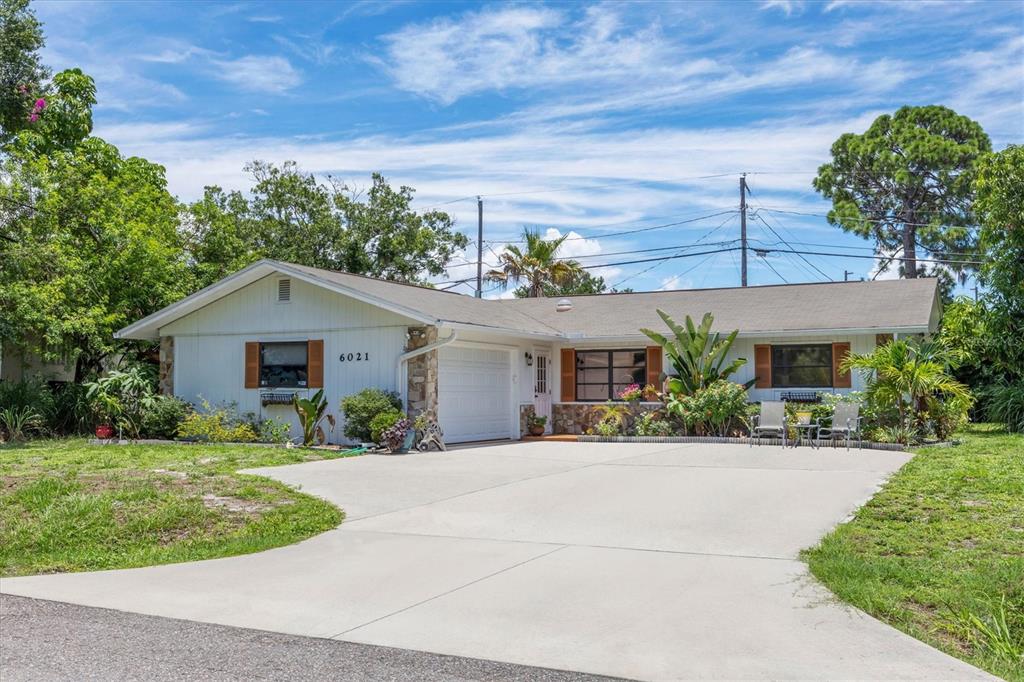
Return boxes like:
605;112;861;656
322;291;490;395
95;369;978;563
0;594;624;682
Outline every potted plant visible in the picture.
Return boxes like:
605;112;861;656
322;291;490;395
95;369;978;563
91;393;121;440
527;414;547;436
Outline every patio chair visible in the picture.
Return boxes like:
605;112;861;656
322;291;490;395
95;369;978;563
749;400;786;447
817;402;863;450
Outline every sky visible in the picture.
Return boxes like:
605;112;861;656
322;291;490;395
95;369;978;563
35;0;1024;297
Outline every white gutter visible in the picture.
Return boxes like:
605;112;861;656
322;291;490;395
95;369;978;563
396;329;458;410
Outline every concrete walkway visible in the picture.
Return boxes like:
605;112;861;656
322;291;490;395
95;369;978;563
0;442;991;680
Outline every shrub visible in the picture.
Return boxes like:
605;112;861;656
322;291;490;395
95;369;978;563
84;366;158;439
254;417;292;444
925;395;971;441
370;409;403;443
634;411;675;437
666;380;748;436
983;380;1024;434
293;389;336;446
340;388;402;442
0;406;45;441
0;378;55;436
592;417;622;437
379;417;411;452
809;391;865;427
140;395;191;439
177;400;257;443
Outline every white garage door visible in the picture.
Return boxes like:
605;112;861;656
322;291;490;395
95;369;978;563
438;345;512;443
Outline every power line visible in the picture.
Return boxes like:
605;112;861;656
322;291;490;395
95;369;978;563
609;213;738;287
558;238;740;262
756;247;988;267
745;181;833;282
489;209;737;245
757;252;789;284
755;206;982;231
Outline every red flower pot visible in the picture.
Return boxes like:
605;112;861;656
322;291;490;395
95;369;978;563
95;424;114;439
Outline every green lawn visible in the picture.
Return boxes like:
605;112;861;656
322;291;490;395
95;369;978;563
0;439;359;577
804;424;1024;680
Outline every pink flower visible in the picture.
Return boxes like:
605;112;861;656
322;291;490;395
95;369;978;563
28;113;39;122
34;98;47;110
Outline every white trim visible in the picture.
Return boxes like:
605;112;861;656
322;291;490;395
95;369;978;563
562;326;930;343
441;320;561;340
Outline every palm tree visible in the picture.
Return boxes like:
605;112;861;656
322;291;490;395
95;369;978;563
485;228;584;297
843;338;973;428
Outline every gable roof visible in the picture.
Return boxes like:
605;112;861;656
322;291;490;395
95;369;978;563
116;259;940;340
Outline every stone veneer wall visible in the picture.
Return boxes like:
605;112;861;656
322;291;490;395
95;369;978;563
518;404;536;438
552;402;664;435
158;336;174;396
405;326;438;419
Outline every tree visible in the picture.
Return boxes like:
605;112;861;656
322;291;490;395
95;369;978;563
813;105;991;281
183;164;468;286
333;172;468;282
640;311;748;395
0;134;190;380
843;338;973;432
974;145;1024;380
513;269;633;298
486;228;585;297
0;0;49;144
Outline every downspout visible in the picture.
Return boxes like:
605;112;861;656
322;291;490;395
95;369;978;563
396;328;458;412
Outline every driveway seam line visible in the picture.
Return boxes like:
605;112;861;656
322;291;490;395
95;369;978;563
326;544;570;640
341;448;686;523
337;528;798;562
598;462;904;474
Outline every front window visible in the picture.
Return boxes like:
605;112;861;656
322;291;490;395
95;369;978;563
771;344;832;388
260;342;308;388
575;349;646;401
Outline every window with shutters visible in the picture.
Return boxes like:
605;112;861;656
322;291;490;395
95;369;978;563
771;344;832;388
575;349;646;401
259;342;308;387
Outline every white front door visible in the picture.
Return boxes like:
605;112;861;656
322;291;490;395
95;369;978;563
437;345;513;443
533;352;553;434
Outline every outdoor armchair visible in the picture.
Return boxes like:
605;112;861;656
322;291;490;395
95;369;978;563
816;402;863;450
749;400;787;447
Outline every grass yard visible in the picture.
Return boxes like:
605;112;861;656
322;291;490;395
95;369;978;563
0;439;359;577
804;424;1024;681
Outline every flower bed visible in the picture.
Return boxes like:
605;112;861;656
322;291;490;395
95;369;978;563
577;434;908;451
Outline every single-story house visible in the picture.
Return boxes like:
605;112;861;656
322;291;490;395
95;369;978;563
116;259;941;444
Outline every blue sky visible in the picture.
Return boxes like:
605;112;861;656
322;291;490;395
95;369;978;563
36;0;1023;296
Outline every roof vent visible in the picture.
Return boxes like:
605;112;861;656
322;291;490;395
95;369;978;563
555;298;573;313
277;278;291;302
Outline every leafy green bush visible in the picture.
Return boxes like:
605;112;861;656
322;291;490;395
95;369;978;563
0;406;45;441
369;409;403;443
634;411;675;437
809;391;864;426
592;418;622;437
254;417;292;444
983;380;1024;433
140;395;191;439
177;400;257;443
340;388;402;441
0;378;55;435
666;380;748;436
84;366;158;439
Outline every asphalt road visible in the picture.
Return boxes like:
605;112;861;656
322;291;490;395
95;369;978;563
0;594;621;681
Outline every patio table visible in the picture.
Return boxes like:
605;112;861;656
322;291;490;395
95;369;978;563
791;422;818;448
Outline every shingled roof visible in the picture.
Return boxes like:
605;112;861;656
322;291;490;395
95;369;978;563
117;260;941;340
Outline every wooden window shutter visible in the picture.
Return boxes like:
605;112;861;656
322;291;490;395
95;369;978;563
876;333;892;348
559;348;576;402
832;342;852;388
645;346;663;390
244;342;260;389
754;344;772;389
307;339;324;388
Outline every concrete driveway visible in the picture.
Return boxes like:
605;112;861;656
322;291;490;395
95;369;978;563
0;442;990;680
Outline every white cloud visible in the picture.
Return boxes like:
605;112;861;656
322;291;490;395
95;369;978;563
210;55;303;94
658;274;693;291
760;1;805;16
377;5;679;105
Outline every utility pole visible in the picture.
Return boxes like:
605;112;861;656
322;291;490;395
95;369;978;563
739;174;748;287
476;196;483;298
972;283;979;301
844;270;854;281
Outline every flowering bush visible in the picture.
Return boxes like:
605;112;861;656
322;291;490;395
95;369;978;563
380;417;411;452
177;400;257;443
616;383;643;402
665;380;749;436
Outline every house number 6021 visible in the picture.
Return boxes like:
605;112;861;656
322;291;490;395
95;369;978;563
339;352;368;362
